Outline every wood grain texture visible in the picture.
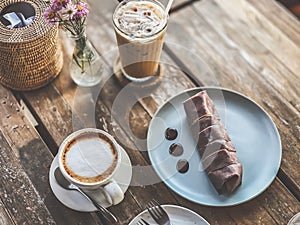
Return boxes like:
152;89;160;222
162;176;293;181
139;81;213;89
208;0;300;102
17;35;184;225
0;86;55;225
91;2;298;224
13;2;219;224
166;0;300;197
0;198;14;225
0;86;102;225
1;0;299;224
165;1;300;224
251;0;300;45
87;0;196;17
0;131;55;225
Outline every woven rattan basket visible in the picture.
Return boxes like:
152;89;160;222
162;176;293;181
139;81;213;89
0;0;63;91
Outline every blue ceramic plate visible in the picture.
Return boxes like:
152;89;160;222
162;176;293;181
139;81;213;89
147;87;281;206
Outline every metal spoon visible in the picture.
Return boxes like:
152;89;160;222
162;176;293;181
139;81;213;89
54;167;118;224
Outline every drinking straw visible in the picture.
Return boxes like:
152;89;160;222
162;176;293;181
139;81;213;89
164;0;174;17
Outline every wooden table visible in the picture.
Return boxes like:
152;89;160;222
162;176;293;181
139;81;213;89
0;0;299;224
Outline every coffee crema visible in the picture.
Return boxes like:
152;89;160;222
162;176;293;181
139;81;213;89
61;132;118;184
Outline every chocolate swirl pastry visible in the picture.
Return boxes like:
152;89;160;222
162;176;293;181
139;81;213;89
183;90;242;194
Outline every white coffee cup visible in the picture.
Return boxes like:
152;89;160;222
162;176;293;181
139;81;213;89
57;128;124;205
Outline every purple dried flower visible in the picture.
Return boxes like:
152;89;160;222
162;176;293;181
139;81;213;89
44;0;89;35
59;2;77;20
43;6;58;24
74;2;89;18
51;0;70;10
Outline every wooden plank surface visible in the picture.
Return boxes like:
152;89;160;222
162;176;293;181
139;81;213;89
0;86;103;225
166;0;300;196
259;0;300;42
21;6;300;225
0;0;299;224
88;0;194;20
0;198;14;225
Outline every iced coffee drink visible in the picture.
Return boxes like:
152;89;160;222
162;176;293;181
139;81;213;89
113;0;168;81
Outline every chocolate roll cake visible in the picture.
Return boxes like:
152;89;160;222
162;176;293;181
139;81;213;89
183;90;242;194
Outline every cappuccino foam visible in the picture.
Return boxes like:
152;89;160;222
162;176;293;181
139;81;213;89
113;1;165;38
61;132;118;184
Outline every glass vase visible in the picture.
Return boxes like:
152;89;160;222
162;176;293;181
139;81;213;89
69;30;102;87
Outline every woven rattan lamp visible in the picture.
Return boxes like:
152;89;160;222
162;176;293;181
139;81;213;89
0;0;63;91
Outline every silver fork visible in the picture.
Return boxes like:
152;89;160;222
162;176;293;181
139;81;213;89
137;218;150;225
147;200;171;225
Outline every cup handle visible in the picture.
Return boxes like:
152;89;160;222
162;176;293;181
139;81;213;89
102;179;124;205
78;188;118;223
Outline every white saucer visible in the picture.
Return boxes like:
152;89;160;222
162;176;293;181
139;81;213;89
49;145;132;212
129;205;210;225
